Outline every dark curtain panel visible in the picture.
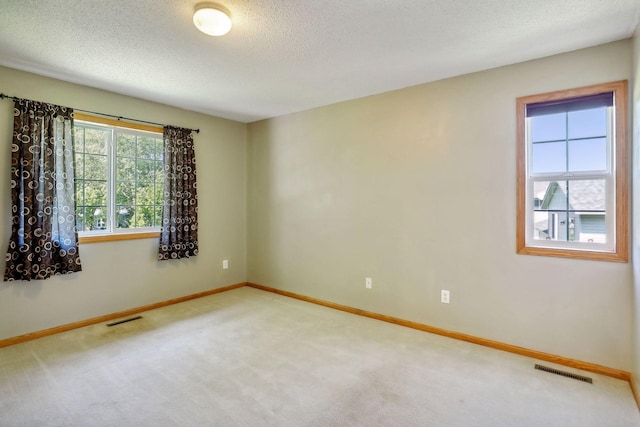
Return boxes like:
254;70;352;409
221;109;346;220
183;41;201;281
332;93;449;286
158;126;198;260
4;99;82;281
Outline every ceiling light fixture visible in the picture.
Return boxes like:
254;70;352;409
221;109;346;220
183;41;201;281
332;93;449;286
193;3;232;36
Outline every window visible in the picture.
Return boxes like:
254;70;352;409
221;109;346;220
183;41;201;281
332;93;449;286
73;114;164;242
516;81;628;262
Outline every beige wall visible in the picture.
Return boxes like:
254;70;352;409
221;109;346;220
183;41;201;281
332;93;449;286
247;40;633;370
0;39;635;372
632;27;640;393
0;66;247;341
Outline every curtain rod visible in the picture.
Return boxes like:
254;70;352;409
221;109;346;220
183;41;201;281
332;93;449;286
0;93;200;134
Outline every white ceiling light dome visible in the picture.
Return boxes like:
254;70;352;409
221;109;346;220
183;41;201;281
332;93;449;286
193;3;232;36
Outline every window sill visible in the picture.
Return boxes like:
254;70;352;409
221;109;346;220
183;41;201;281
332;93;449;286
517;245;627;263
79;232;160;244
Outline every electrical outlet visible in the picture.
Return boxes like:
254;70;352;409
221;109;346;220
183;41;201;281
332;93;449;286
222;259;229;270
441;290;450;304
365;277;372;289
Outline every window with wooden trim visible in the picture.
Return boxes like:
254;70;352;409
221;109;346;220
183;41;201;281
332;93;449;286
73;114;164;242
516;81;628;262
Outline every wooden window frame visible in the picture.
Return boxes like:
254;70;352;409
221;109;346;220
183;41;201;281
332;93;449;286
74;113;162;244
516;80;628;262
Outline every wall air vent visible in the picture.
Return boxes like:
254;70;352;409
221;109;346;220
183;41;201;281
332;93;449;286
534;364;593;384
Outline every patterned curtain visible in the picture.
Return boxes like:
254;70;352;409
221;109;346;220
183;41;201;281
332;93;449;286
158;126;198;260
4;99;82;281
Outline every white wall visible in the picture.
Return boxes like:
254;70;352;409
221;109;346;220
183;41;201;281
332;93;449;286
0;66;247;340
247;40;633;370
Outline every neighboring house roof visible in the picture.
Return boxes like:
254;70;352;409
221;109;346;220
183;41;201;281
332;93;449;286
537;180;605;211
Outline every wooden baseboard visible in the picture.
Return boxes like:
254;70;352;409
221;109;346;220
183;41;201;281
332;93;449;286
630;374;640;410
247;282;631;382
0;282;247;349
1;279;636;410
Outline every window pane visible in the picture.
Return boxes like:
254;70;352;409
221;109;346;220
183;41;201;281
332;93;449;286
74;127;85;152
155;185;164;205
135;206;154;228
532;181;550;210
75;207;86;232
568;179;606;212
74;153;84;180
533;211;571;241
87;206;107;230
568;107;607;139
116;205;134;229
568;138;607;172
117;134;136;158
534;181;568;211
136;159;154;182
137;137;156;159
532;180;607;243
117;157;135;182
155;206;163;228
84;180;107;206
575;214;607;243
530;113;565;142
116;182;135;205
155;139;164;161
531;141;566;174
76;124;165;235
154;160;164;183
84;128;108;155
75;179;84;207
84;154;107;180
137;183;154;205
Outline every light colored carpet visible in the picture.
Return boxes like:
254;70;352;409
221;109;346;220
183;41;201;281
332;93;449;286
0;286;638;426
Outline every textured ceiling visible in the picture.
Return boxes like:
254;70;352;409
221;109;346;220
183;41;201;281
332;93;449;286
0;0;638;123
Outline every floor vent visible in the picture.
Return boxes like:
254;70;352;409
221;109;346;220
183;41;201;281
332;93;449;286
534;364;593;384
107;316;143;327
